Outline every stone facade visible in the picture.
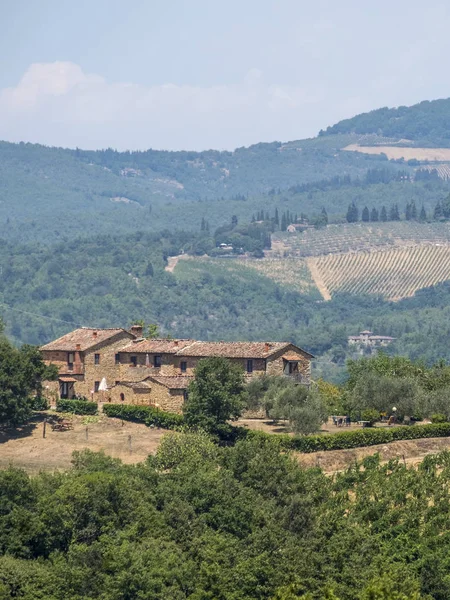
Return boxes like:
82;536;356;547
41;329;313;413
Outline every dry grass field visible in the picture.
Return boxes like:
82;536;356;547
343;144;450;162
310;244;450;300
0;412;166;473
3;414;450;476
241;257;318;295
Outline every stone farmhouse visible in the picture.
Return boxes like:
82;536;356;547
40;326;314;413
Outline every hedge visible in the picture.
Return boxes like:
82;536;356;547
103;403;450;452
56;399;98;415
30;396;49;411
103;403;184;429
245;422;450;453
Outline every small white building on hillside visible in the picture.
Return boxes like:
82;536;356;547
348;330;395;349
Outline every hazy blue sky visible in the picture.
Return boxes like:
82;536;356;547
2;0;450;150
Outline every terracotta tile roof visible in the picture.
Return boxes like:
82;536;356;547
177;341;293;358
119;339;195;354
40;328;131;352
118;380;153;390
147;375;193;389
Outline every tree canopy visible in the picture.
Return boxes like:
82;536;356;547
183;357;247;431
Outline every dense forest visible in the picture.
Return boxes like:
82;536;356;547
2;438;450;599
322;97;450;146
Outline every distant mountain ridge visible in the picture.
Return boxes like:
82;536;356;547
322;97;450;146
2;95;450;244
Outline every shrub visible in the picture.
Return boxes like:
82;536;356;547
245;422;450;453
103;403;183;429
360;409;380;426
56;399;98;415
30;396;49;411
431;413;448;423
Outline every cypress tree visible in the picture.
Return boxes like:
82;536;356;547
201;217;206;231
442;194;450;219
420;205;427;221
274;208;279;226
434;201;443;220
410;200;417;220
389;204;400;221
321;207;328;225
361;206;370;222
281;213;287;231
370;208;379;222
405;202;411;221
380;206;388;222
346;202;359;223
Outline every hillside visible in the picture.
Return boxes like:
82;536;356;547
4;94;450;243
272;222;450;257
322;97;450;146
311;244;450;301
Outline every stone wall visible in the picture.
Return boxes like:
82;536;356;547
266;345;311;382
104;381;185;413
81;332;134;400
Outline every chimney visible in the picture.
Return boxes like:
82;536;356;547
130;324;143;339
93;331;98;338
265;342;270;353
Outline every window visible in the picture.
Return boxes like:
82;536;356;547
115;381;120;386
154;355;162;368
120;392;125;402
67;352;74;371
115;353;120;365
247;359;253;373
94;381;100;392
183;390;189;402
130;356;137;367
180;361;187;373
94;353;100;365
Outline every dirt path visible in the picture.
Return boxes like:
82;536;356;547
296;437;450;474
305;257;331;300
165;254;190;273
0;413;166;473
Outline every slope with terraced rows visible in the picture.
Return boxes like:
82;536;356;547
272;222;450;257
310;244;450;300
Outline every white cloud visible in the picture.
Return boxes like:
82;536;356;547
0;61;327;150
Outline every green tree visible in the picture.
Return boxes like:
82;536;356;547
405;202;411;220
183;357;247;430
361;206;370;222
0;339;57;426
380;205;388;221
346;201;358;223
442;193;450;219
389;203;400;221
370;207;379;222
434;201;443;220
419;205;427;221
